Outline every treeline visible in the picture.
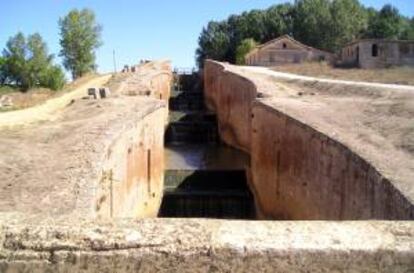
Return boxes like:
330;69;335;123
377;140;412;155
0;8;102;91
196;0;414;67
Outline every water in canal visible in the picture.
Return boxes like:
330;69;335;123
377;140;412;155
158;72;256;219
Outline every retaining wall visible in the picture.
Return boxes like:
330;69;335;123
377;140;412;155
204;61;257;153
204;60;414;220
96;105;165;218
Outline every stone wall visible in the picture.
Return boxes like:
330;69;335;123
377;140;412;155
341;40;414;68
0;216;413;273
204;61;257;153
204;60;414;220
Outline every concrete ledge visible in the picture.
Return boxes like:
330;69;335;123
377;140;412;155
0;216;413;272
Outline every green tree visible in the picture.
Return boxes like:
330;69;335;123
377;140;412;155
366;4;404;39
41;65;66;91
0;56;7;84
2;32;65;91
59;8;102;79
235;38;257;65
26;33;54;89
263;3;293;41
3;32;27;88
408;18;414;39
330;0;367;51
401;17;414;39
196;21;230;67
293;0;333;50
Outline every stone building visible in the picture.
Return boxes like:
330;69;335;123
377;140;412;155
340;39;414;68
245;35;333;66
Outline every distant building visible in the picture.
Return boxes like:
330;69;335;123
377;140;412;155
340;39;414;69
245;35;333;66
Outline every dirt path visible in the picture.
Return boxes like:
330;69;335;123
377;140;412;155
240;66;414;91
0;74;112;128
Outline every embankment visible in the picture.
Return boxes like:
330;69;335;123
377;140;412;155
0;60;172;219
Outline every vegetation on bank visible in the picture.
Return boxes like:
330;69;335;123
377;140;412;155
196;0;414;67
236;38;258;65
0;8;102;93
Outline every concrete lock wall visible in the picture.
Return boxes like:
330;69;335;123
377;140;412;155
92;61;172;218
251;102;414;220
204;59;414;220
204;61;257;153
96;106;165;218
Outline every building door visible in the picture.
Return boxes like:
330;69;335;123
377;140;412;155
356;46;360;67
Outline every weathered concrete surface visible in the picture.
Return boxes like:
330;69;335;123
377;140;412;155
116;60;172;101
0;97;166;219
0;215;413;273
252;102;413;220
204;60;414;220
204;61;258;153
0;60;171;219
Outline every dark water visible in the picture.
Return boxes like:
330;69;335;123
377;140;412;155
159;74;256;219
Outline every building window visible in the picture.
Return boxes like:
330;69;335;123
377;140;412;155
372;44;379;57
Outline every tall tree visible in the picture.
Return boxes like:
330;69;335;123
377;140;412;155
292;0;333;50
26;33;53;89
401;17;414;40
195;21;230;67
2;32;65;90
263;3;294;41
366;4;404;39
408;18;414;39
2;32;27;87
330;0;367;51
59;8;102;79
0;56;6;84
235;38;257;65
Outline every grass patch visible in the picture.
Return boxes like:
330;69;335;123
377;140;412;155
0;74;99;111
0;85;19;95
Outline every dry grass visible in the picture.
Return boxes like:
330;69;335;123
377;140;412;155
0;74;99;111
0;74;112;128
271;62;414;85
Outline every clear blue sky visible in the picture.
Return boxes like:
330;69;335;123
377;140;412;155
1;0;413;73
